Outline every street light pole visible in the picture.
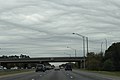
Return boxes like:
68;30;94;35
72;33;87;69
83;36;86;69
86;37;89;54
75;49;76;57
105;39;107;50
101;42;103;53
67;46;77;57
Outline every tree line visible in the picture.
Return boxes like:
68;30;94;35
86;42;120;71
0;54;30;59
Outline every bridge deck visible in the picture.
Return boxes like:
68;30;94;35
0;57;84;63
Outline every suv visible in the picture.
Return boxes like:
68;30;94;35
35;64;46;72
65;64;72;71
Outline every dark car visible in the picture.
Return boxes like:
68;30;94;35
54;66;60;71
65;64;72;71
35;64;46;72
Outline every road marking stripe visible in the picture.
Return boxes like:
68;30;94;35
40;75;42;76
67;74;69;75
70;76;73;78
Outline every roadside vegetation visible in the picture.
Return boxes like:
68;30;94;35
0;42;120;77
0;69;33;76
93;71;120;77
78;69;120;77
72;42;120;77
86;42;120;71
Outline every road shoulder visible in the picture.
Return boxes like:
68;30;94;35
73;69;120;80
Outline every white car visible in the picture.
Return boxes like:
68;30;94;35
11;67;18;70
54;66;60;71
0;66;3;70
3;67;7;70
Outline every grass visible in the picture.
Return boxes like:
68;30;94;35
93;71;120;77
78;69;120;77
0;69;33;76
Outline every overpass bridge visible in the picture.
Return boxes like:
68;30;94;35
0;57;85;69
0;57;84;63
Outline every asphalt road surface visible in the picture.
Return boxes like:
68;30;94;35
0;69;119;80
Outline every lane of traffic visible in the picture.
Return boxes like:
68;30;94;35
39;69;69;80
0;70;51;80
1;69;118;80
61;69;94;80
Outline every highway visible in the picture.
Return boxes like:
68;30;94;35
0;69;119;80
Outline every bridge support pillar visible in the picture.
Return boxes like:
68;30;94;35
78;61;80;68
78;60;83;69
78;60;84;69
81;60;83;69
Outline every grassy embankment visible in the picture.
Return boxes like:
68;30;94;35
79;69;120;77
93;71;120;77
0;69;34;76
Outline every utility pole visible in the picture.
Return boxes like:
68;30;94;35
101;42;103;53
75;49;76;57
105;39;107;50
83;36;86;69
86;37;89;54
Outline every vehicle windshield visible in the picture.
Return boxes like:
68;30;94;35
66;65;71;68
0;0;120;80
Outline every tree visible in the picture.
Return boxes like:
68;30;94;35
86;52;103;70
20;54;30;58
103;59;114;71
104;42;120;71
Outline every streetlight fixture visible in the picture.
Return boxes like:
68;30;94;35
67;46;77;57
72;33;88;69
64;52;71;57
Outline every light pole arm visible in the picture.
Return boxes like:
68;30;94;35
73;33;84;38
67;46;75;50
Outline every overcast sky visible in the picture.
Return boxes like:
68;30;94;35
0;0;120;57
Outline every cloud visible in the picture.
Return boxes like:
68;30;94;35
0;0;120;57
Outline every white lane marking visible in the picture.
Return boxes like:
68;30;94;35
40;75;42;76
67;74;69;75
32;79;35;80
70;76;73;79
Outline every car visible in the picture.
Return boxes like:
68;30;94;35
54;66;60;71
35;64;46;72
65;64;72;71
45;65;51;70
3;67;7;70
0;66;3;70
11;67;18;70
60;66;64;69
